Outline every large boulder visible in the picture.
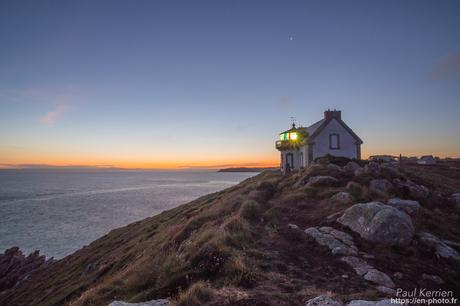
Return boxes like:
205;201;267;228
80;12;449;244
307;176;339;187
337;202;414;246
417;232;460;261
386;198;421;216
108;300;171;306
305;295;342;306
369;179;393;197
305;227;358;256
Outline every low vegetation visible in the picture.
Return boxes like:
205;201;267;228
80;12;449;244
1;159;459;305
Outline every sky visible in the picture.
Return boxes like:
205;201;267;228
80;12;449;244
1;0;459;169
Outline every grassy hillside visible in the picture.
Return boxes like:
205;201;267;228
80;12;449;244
1;161;459;306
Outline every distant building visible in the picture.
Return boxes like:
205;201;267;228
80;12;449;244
275;110;363;172
417;155;436;165
369;155;397;162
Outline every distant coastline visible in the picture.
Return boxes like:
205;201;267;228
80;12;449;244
218;167;279;173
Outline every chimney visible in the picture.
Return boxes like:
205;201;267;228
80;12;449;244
324;109;341;120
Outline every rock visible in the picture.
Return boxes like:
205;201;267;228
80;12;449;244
337;202;414;246
354;168;365;177
386;198;421;216
448;193;460;209
340;256;372;276
364;162;380;176
307;176;339;187
305;295;342;306
346;182;364;197
305;227;358;256
331;192;353;204
347;300;394;306
108;300;171;306
393;179;429;199
288;224;299;230
393;272;404;279
340;256;395;288
0;247;52;291
443;239;460;248
369;179;393;197
344;161;361;173
363;269;395;288
417;232;460;261
376;286;396;295
422;273;444;284
327;163;342;172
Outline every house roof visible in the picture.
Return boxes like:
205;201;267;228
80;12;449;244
306;117;363;144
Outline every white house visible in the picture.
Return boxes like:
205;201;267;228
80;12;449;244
417;155;436;165
276;110;363;172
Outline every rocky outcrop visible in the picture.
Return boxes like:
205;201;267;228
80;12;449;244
386;198;421;216
337;202;414;246
0;247;52;291
369;179;393;197
307;176;339;187
417;232;460;261
339;256;395;288
393;179;429;199
331;192;353;204
305;295;342;306
108;300;171;306
305;227;358;256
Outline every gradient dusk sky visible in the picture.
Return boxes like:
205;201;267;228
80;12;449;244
1;0;459;169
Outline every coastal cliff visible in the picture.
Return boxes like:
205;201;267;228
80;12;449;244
1;159;460;306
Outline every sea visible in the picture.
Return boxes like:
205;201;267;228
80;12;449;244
0;170;255;259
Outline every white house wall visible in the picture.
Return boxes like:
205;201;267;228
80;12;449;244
312;119;358;160
280;149;302;171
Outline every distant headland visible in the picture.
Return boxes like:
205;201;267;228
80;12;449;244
217;167;278;172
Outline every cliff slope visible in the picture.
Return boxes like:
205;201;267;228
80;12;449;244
1;159;459;306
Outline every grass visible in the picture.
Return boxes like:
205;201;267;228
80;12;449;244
2;162;460;306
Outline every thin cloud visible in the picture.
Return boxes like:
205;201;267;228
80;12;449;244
429;52;460;80
39;104;68;126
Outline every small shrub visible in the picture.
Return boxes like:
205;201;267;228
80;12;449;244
175;281;214;306
223;254;259;288
240;200;262;222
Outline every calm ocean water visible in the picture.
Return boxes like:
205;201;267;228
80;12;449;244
0;170;255;259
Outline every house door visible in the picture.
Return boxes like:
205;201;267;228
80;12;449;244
300;152;304;168
286;153;294;170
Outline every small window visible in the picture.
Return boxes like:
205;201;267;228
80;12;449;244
329;134;340;149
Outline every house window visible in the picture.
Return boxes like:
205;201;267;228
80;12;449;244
329;133;340;149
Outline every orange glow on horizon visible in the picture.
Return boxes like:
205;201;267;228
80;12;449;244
1;147;459;170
